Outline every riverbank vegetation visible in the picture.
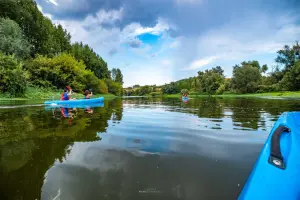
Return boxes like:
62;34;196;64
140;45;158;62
0;0;123;98
124;41;300;97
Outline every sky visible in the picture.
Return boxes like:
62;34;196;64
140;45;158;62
36;0;300;87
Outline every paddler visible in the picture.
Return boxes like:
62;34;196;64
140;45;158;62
61;86;73;100
83;89;93;99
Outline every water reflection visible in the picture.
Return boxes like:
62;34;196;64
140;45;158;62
0;99;123;200
1;97;300;199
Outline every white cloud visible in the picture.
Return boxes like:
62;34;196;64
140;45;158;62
47;0;58;6
134;18;170;36
185;56;218;70
84;8;123;27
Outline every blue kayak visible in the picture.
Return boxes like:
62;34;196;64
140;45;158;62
239;112;300;200
44;102;104;110
44;97;104;106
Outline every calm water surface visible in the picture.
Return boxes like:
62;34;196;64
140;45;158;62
1;97;300;200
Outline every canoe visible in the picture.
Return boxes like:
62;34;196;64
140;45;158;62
239;112;300;200
44;97;104;106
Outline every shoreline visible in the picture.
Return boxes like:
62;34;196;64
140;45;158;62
0;93;116;101
163;91;300;99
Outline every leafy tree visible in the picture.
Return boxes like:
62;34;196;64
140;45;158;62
0;18;31;58
279;61;300;91
139;85;153;95
99;80;108;94
198;66;225;94
212;66;224;76
0;0;71;56
275;43;300;71
216;84;225;95
111;68;124;85
24;53;102;92
111;68;117;81
104;79;123;96
115;69;124;85
231;62;261;93
0;53;28;97
71;42;110;79
261;64;268;73
162;82;180;94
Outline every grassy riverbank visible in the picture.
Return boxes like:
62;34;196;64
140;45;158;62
0;87;116;100
164;91;300;98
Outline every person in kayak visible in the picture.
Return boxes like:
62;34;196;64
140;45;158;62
84;89;93;99
61;86;73;100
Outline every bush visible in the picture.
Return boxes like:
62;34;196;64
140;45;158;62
0;53;27;97
162;83;180;94
25;53;102;93
0;18;31;59
99;80;108;94
150;92;162;97
181;89;189;95
104;79;122;96
216;84;225;95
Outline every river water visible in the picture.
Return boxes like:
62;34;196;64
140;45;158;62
0;97;300;200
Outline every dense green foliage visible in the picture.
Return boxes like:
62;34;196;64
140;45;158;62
0;54;27;97
71;42;110;79
198;66;225;94
104;79;123;96
111;68;124;85
25;54;103;92
0;0;71;56
0;0;123;97
231;62;261;94
0;18;31;59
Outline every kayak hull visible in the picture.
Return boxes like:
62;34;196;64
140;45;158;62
44;102;104;110
44;97;104;106
239;112;300;200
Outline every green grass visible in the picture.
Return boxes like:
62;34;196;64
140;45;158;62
0;87;116;100
164;91;300;98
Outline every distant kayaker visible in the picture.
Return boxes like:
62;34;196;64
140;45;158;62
84;89;93;99
61;86;73;100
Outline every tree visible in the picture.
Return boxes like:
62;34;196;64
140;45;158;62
212;66;224;76
24;53;102;92
115;69;124;85
111;68;117;81
261;64;268;73
279;60;300;91
0;53;28;97
162;82;180;94
71;42;110;79
231;62;261;93
198;66;225;94
0;0;72;57
105;79;123;96
0;18;31;58
275;43;300;71
99;80;108;94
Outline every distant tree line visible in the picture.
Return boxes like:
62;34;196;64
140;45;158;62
124;41;300;96
0;0;123;97
157;42;299;95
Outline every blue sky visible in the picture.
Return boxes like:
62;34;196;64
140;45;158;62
36;0;300;87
